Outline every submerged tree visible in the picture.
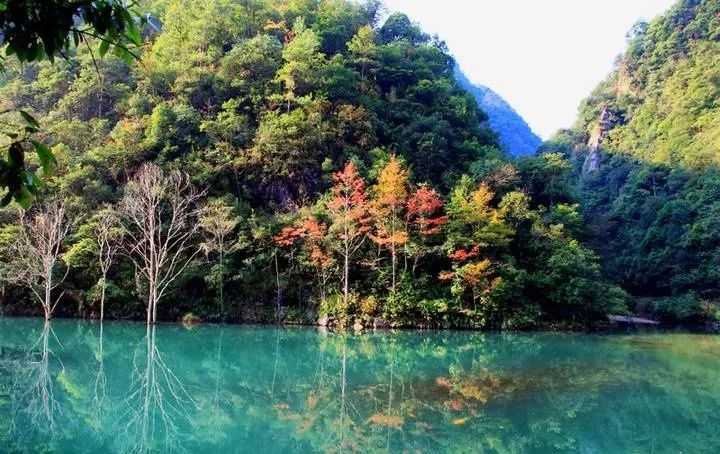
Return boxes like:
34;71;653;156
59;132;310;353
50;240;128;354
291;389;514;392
7;200;72;320
121;163;204;325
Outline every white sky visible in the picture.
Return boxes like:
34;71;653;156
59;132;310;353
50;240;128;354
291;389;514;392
381;0;677;139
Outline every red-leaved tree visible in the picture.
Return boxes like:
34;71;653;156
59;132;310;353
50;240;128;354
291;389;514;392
327;162;371;306
406;184;448;274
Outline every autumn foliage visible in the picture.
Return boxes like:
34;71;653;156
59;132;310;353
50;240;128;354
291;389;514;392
407;185;448;236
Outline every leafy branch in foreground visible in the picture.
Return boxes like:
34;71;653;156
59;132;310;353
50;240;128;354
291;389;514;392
0;0;144;207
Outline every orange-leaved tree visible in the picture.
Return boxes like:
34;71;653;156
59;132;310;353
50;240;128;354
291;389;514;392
272;222;307;319
327;162;372;306
273;216;335;303
301;217;335;302
369;156;409;293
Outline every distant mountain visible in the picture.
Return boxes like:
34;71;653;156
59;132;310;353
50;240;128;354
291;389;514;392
455;68;541;157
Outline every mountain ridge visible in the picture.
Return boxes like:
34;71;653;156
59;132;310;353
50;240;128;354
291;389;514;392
455;67;541;157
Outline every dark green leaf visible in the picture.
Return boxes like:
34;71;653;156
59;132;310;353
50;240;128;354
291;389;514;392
8;142;24;167
124;14;142;45
113;45;135;65
19;110;40;129
15;185;33;209
31;140;56;175
99;39;111;58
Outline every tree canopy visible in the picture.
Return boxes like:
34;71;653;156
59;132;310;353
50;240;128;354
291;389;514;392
0;0;626;329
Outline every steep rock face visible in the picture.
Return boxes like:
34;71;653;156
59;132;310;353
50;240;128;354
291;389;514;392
587;106;621;151
583;106;622;174
454;68;541;157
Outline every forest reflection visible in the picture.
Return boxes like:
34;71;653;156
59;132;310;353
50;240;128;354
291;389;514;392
2;319;720;453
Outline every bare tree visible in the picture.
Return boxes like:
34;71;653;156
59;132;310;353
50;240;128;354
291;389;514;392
199;199;239;320
7;200;72;321
95;207;123;322
120;163;204;325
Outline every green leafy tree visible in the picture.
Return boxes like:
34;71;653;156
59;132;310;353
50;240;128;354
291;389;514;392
199;199;240;320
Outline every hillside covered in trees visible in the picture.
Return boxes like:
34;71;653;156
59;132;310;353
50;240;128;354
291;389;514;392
0;0;628;329
546;0;720;324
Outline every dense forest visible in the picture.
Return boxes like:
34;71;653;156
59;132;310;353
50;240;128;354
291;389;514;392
0;0;629;329
544;0;720;325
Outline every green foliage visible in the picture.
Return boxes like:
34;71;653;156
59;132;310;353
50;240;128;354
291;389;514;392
0;0;626;329
319;293;355;327
558;0;720;323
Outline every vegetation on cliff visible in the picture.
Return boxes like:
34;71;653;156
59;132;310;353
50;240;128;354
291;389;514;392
545;0;720;324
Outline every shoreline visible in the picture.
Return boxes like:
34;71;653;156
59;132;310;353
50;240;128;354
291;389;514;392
0;313;714;334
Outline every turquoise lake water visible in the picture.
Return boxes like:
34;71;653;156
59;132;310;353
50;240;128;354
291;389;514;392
1;318;719;453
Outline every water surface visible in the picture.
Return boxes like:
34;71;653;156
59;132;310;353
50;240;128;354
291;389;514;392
1;318;719;453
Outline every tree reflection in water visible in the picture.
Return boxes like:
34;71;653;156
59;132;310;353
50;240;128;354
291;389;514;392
1;321;720;453
93;322;108;426
122;324;196;453
13;321;62;441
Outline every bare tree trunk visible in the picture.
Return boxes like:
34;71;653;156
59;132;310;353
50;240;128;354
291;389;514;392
44;275;52;321
96;207;121;323
8;200;72;321
391;210;397;294
152;286;158;324
274;250;281;322
343;231;349;307
219;243;224;320
99;276;106;322
391;242;396;294
199;200;238;322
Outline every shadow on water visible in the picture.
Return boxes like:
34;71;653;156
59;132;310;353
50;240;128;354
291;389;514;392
1;319;720;453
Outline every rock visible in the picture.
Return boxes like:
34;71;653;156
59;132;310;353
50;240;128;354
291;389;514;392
587;106;621;151
373;318;391;330
583;106;623;175
706;321;720;333
582;148;602;174
353;319;364;332
317;315;331;327
607;314;659;325
181;313;202;328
